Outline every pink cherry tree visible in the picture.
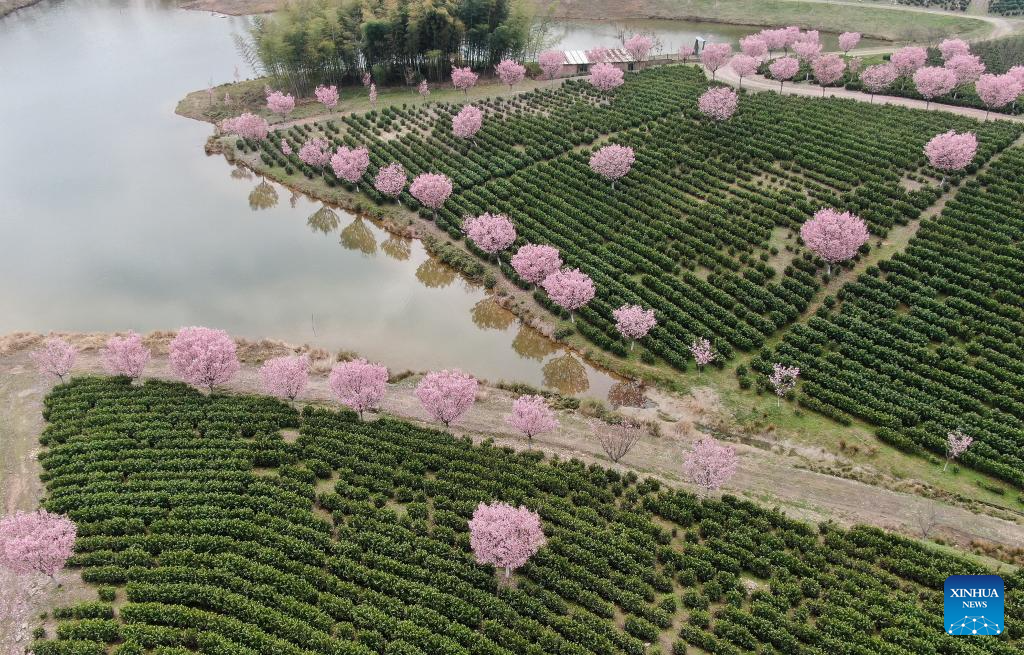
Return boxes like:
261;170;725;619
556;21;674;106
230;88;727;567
259;354;309;402
924;130;977;184
769;57;800;93
589;144;635;189
374;162;407;203
495;59;526;90
409;172;453;219
838;31;861;55
168;326;240;392
914;66;957;109
511;244;562;288
588;62;624;93
0;509;76;582
859;63;898;102
221;113;270;140
418;79;430;101
678;43;695;62
700;43;732;80
890;46;927;88
799;208;870;275
451;66;479;95
266;90;295;120
769;363;800;407
368;83;378;108
739;35;768;60
683;438;738;495
759;28;788;55
944;428;972;471
613;304;656;350
299;137;331;170
624;33;655;68
329;359;389;419
315;84;339;112
538;50;564;80
469;502;546;580
945;53;985;98
101;332;150;380
729;54;759;89
793;39;823;80
690;338;715;374
415;369;478;427
812;54;847;94
452;104;484;143
506;394;558;446
975;73;1021;119
30;337;77;383
464;213;516;261
938;38;970;62
331;145;370;187
281;140;293;156
697;87;739;121
542;268;595;322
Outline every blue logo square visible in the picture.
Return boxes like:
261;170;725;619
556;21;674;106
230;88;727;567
944;575;1004;636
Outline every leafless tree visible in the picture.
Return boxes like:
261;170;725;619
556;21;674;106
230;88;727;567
915;503;941;539
591;418;646;463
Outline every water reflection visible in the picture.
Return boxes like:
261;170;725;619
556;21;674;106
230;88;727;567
381;234;412;261
339;217;377;256
471;298;516;331
248;181;278;211
608;380;646;408
307;206;341;234
415;258;458;289
230;165;253;181
511;325;559;361
543;353;590;396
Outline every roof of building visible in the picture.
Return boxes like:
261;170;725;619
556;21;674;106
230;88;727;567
561;48;636;66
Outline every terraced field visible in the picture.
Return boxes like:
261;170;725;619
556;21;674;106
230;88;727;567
31;377;1024;654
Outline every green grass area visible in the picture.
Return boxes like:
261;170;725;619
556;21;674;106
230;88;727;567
537;0;995;41
31;376;1024;654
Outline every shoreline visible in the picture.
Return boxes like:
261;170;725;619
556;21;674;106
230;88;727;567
0;0;42;19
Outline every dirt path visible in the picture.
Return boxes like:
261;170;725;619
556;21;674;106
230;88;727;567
4;332;1023;557
803;0;1021;40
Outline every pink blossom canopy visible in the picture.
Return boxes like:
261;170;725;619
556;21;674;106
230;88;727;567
374;162;407;198
838;31;861;54
464;213;517;255
0;510;76;578
588;62;624;92
690;338;715;367
938;38;971;62
30;337;77;381
914;66;957;100
730;54;759;79
890;46;927;77
697;87;739;121
506;395;558;440
331;146;370;184
329;358;389;417
859;63;898;94
314;84;339;109
700;43;733;77
368;83;377;106
624;33;654;63
101;332;150;379
759;28;788;52
281;140;292;155
976;73;1021;110
812;54;847;87
944;53;986;87
468;502;546;575
924;130;977;173
415;369;477;426
769;57;800;83
538;50;564;80
266;90;295;116
800;208;870;265
495;59;526;88
542;268;595;313
947;428;973;459
613;304;656;341
259;354;309;401
511;244;562;285
168;326;240;391
451;66;479;93
452;105;484;140
299;138;331;168
409;173;453;210
418;79;430;98
585;46;610;64
739;35;768;59
589;144;635;182
792;39;822;63
683;438;738;493
678;43;695;60
221;113;269;140
769;363;800;397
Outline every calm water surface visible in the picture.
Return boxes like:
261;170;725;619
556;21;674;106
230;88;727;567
0;0;622;397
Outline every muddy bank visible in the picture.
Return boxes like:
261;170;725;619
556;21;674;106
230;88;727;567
179;0;280;15
0;0;43;19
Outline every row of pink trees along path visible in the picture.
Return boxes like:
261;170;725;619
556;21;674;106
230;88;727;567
31;333;153;383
